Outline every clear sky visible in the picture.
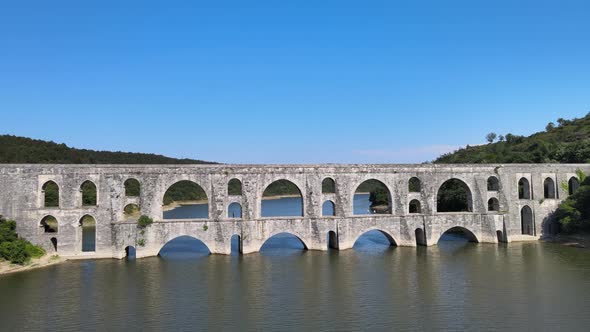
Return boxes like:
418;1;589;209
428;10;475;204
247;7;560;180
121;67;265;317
1;1;589;163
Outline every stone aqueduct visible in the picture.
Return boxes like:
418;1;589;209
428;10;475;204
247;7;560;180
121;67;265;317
0;164;587;259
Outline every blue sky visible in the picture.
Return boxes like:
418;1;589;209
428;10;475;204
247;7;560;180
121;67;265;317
1;1;589;163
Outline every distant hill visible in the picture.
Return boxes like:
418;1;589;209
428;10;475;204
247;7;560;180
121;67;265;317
434;113;590;164
0;135;214;164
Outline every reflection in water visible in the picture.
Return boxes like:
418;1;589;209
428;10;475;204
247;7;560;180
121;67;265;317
2;241;590;330
159;236;210;259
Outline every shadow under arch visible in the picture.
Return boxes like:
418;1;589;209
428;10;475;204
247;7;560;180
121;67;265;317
437;226;479;244
158;235;211;259
259;232;308;255
353;229;397;251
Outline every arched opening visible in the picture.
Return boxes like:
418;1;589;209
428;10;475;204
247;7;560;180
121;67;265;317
487;176;499;191
487;198;500;212
415;228;426;246
260;233;307;256
228;178;242;196
409;177;421;192
125;246;136;259
50;237;58;252
261;180;303;217
436;179;473;212
80;215;96;252
81;180;97;206
438;227;478;243
42;181;59;207
327;231;338;249
123;204;140;220
322;200;335;216
159;236;211;259
163;180;208;219
231;234;242;255
496;230;504;243
322;178;336;194
544;177;556;199
518;178;531;199
353;230;396;252
569;177;580;195
521;206;534;235
124;178;140;197
354;179;391;215
228;202;242;218
409;199;421;213
40;215;58;233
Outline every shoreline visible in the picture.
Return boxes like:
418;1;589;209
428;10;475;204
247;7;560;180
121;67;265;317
163;194;307;210
542;233;590;249
0;255;66;276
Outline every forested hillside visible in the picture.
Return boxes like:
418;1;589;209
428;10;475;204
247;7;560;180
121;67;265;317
0;135;213;164
435;113;590;164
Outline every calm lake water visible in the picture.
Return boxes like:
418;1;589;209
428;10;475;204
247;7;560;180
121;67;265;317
2;196;590;331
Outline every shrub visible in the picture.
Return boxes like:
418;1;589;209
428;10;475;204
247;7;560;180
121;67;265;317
25;243;45;258
555;175;590;233
137;215;153;228
0;239;28;264
0;218;17;243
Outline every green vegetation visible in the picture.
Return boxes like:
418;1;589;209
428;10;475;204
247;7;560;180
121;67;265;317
137;215;153;228
228;179;242;195
124;179;140;196
0;135;214;164
81;180;97;206
124;204;141;218
435;113;590;163
263;180;301;197
369;187;389;207
163;180;208;205
554;171;590;233
42;181;59;207
0;216;45;265
437;179;470;212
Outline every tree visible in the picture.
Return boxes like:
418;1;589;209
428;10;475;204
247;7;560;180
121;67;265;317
546;122;555;131
557;118;566;126
498;135;505;142
486;132;497;143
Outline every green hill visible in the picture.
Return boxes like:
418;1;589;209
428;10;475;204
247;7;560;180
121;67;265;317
0;135;214;164
434;113;590;164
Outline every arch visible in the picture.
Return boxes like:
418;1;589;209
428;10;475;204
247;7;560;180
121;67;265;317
50;237;58;252
124;178;140;197
80;180;97;206
521;205;534;235
409;199;421;214
42;181;59;207
544;177;556;199
322;177;336;194
487;198;500;212
496;230;504;243
125;246;136;258
487;176;499;191
79;215;96;252
228;178;242;196
123;204;140;219
261;179;303;217
353;229;397;250
228;202;242;218
436;178;473;212
353;179;392;215
162;180;209;219
327;231;338;249
518;177;531;199
40;215;58;233
408;177;421;193
568;177;580;195
231;234;242;255
415;228;426;246
259;232;308;253
158;235;211;258
437;226;479;243
322;200;335;216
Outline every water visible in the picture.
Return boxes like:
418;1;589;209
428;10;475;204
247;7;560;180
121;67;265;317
164;193;373;219
3;197;590;331
2;236;590;331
